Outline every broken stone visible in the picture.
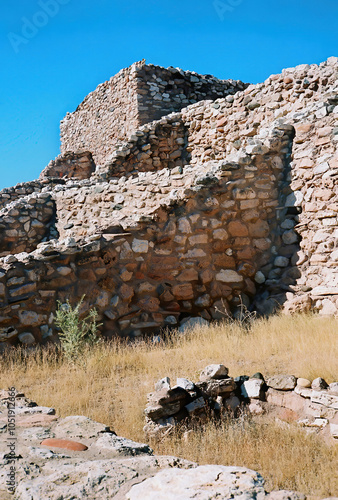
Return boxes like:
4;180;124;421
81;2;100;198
199;364;229;382
266;375;297;391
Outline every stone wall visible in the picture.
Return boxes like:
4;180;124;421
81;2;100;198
0;58;337;347
0;179;66;211
144;365;338;441
0;192;56;258
96;57;338;315
0;124;294;344
39;151;95;180
60;61;246;168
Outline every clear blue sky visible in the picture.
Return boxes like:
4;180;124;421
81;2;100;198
1;0;337;190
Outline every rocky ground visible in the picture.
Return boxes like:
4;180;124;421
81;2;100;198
0;379;336;499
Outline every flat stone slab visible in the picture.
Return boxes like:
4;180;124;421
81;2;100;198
126;465;267;500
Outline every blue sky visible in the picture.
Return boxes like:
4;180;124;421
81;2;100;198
1;0;337;190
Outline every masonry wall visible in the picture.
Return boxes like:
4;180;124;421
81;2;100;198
0;193;56;258
97;57;338;316
39;151;95;180
0;179;67;211
0;58;337;348
0;126;294;344
60;61;246;168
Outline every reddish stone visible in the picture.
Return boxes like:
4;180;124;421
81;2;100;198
242;277;255;294
210;282;232;299
199;269;214;284
228;221;248;237
238;262;256;277
172;283;194;300
237;247;255;260
119;284;134;301
138;296;161;312
152;312;163;323
278;408;300;423
248;220;269;238
159;290;175;302
212;254;236;268
283;77;293;84
177;269;199;282
294;123;312;136
135;272;145;279
166;302;181;312
41;438;88;451
16;414;58;427
315;137;330;146
216;116;227;128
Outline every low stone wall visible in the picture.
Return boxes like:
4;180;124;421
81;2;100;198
60;61;246;168
0;192;56;257
39;151;95;180
0;179;66;211
144;364;338;441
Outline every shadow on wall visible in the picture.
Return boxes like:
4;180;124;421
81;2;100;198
253;125;303;316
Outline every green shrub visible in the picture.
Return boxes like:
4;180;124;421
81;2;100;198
55;295;101;362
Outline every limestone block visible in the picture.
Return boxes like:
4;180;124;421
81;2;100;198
126;465;266;500
132;239;149;253
241;379;264;399
216;270;243;283
200;364;229;382
266;375;297;391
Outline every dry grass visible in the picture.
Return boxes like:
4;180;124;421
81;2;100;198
0;313;337;496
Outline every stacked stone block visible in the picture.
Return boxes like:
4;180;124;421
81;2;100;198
144;365;338;441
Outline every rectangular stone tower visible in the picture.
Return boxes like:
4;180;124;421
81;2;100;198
60;61;246;168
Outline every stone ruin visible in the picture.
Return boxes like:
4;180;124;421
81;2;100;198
0;388;314;499
0;58;338;346
144;364;338;442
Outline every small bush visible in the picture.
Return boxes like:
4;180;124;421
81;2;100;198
55;295;101;362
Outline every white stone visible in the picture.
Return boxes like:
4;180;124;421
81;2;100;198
216;270;243;283
241;379;264;399
311;286;338;296
330;423;338;438
200;364;228;382
297;378;311;389
314;162;330;175
329;382;338;395
311;391;338;409
93;433;152;456
132;239;149;253
126;465;266;500
155;377;171;391
266;375;297;391
319;299;337;315
285;191;303;207
176;378;195;391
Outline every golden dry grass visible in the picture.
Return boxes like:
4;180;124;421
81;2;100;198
0;313;337;496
